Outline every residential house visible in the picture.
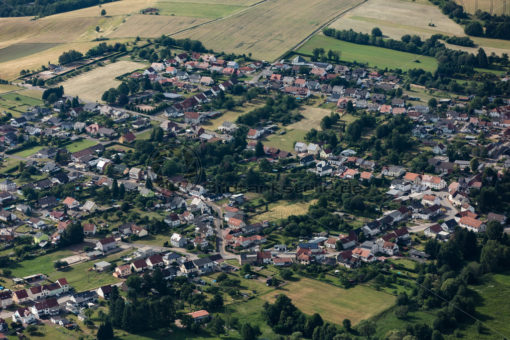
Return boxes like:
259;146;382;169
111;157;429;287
31;298;59;318
96;236;117;253
187;310;210;323
97;285;112;299
171;233;187;247
459;216;486;233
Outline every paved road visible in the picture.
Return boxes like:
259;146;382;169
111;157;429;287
407;190;458;233
203;199;239;261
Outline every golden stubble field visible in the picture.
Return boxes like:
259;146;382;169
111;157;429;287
174;0;364;61
61;60;147;102
455;0;510;15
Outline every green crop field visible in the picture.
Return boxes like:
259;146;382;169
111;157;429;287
297;35;438;72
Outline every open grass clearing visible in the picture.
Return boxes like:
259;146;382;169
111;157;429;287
465;273;510;339
201;98;266;130
0;91;43;117
287;105;333;130
261;277;395;325
61;60;147;102
65;139;98;153
297;35;438;72
12;145;44;158
175;0;364;61
264;128;307;153
250;199;316;223
9;249;74;278
156;1;245;18
0;84;21;94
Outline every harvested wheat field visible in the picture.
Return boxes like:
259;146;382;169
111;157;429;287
108;14;207;38
328;0;510;55
61;60;147;102
455;0;510;15
175;0;364;60
329;0;465;39
261;278;395;325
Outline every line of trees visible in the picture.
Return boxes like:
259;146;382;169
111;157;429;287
0;0;116;17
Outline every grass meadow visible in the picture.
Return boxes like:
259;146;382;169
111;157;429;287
297;35;438;72
260;277;396;325
65;139;98;153
0;91;43;117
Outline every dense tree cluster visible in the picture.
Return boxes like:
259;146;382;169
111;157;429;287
236;95;300;126
58;50;83;64
431;0;510;40
0;0;116;17
42;86;64;104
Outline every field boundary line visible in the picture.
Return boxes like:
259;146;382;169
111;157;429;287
166;0;270;37
279;0;368;60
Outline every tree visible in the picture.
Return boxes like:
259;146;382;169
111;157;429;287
208;316;225;335
371;27;383;37
97;321;114;340
101;9;107;16
255;140;265;157
240;323;261;340
470;157;479;173
465;21;484;36
96;26;100;32
342;319;351;332
395;305;409;319
280;269;293;280
486;221;504;241
60;222;84;247
428;98;437;109
476;48;488;68
358;320;376;338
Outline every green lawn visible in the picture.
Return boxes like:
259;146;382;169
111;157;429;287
297;35;438;72
12;145;44;158
373;305;437;337
464;273;510;339
9;250;74;278
6;249;127;292
157;1;245;18
65;139;98;153
264;128;307;153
